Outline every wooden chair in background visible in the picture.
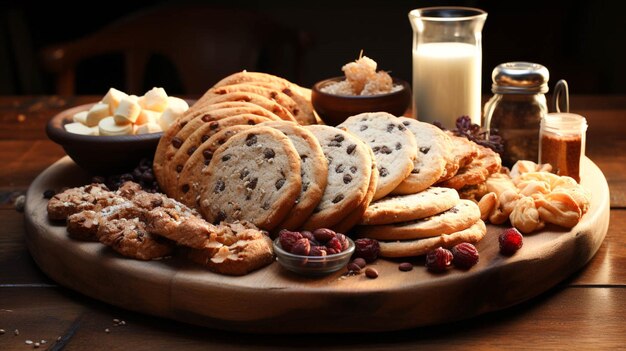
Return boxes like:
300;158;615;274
39;4;311;95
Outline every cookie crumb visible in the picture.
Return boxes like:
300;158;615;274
14;329;19;336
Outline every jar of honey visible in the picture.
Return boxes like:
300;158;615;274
539;113;587;182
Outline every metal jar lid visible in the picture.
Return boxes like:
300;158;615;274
492;62;549;94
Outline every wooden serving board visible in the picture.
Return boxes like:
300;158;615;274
24;157;609;333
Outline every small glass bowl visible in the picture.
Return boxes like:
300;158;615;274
273;237;355;276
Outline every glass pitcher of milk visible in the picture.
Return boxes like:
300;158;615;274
408;7;487;128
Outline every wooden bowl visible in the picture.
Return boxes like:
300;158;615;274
311;76;412;126
46;103;162;175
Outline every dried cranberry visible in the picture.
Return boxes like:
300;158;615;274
291;238;311;256
425;247;453;273
347;262;361;272
336;233;350;251
499;228;523;256
352;258;367;269
326;248;339;255
278;230;303;252
309;245;327;257
353;238;380;263
300;230;319;246
398;262;413;271
325;237;343;253
312;228;336;243
451;242;479;269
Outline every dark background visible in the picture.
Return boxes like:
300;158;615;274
1;0;624;96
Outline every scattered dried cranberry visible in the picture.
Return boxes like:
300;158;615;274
291;238;311;256
398;262;413;272
353;238;380;263
347;262;361;273
352;258;367;269
451;242;479;269
365;267;379;279
312;228;336;243
499;228;523;256
278;230;303;252
425;247;453;273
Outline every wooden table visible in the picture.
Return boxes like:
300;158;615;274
1;96;625;350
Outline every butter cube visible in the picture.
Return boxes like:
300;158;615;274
102;88;128;114
99;116;132;136
141;87;168;112
85;103;110;127
65;122;97;135
159;103;187;131
167;96;189;111
72;111;88;124
114;96;141;125
135;122;162;135
135;109;161;126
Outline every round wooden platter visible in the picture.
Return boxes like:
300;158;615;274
24;156;609;333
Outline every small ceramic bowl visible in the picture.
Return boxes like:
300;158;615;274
273;237;355;276
46;103;162;175
311;76;412;126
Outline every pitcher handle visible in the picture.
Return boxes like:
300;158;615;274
554;79;569;113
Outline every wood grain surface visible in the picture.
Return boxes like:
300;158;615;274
0;95;625;348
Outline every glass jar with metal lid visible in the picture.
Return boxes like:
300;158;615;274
483;62;549;167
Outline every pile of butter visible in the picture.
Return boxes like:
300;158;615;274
64;87;189;136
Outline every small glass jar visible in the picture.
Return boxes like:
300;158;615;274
483;62;549;167
539;113;587;183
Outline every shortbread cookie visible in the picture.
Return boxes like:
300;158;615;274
361;187;460;225
439;144;502;190
176;125;253;206
161;114;271;196
198;126;302;230
205;84;311;126
47;183;124;221
356;199;481;240
438;134;479;182
259;121;328;230
379;220;486;258
300;125;373;230
392;118;453;194
97;217;174;261
332;146;378;234
338;112;417;200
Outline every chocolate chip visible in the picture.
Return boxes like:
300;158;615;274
214;179;225;193
203;150;213;160
293;108;299;115
302;182;309;192
333;134;344;142
201;135;209;142
332;194;344;203
387;123;395;132
245;133;257;146
43;189;56;199
176;165;183;173
264;148;275;159
402;120;410;126
262;202;270;210
187;146;197;155
247;177;258;190
239;168;249;180
275;178;286;190
411;168;420;174
247;119;256;125
343;174;353;184
350;166;357;173
218;138;226;144
360;125;368;131
215;210;227;222
398;124;406;131
419;146;431;154
180;121;188;128
449;207;459;213
374;145;392;154
172;137;183;148
221;154;232;162
181;184;190;193
372;146;380;153
209;121;219;130
335;164;345;173
201;114;212;122
282;88;293;96
300;154;308;162
395;142;402;150
347;144;356;155
379;167;389;177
